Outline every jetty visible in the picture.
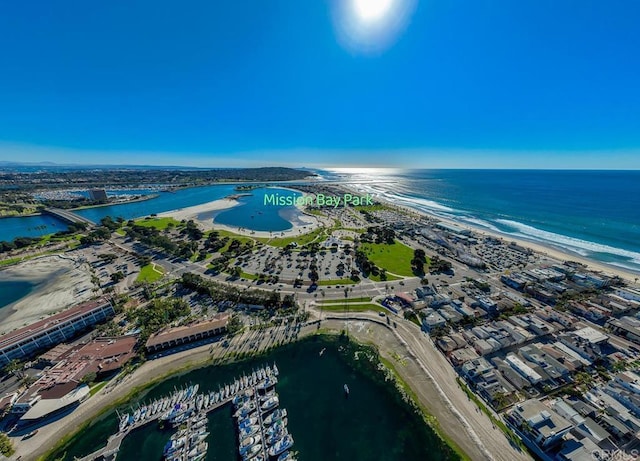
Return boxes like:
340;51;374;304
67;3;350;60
74;364;281;461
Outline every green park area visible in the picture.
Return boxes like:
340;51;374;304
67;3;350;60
359;240;417;276
256;226;327;248
134;217;182;230
136;263;164;283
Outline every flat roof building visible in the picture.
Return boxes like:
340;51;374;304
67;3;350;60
510;399;572;449
0;297;115;366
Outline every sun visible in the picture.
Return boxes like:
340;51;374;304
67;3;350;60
353;0;395;23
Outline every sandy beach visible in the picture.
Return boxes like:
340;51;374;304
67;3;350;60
157;195;322;239
334;185;639;284
0;255;94;335
428;209;638;283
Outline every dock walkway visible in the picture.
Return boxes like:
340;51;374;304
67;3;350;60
74;365;277;461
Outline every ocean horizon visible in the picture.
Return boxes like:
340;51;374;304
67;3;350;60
320;168;640;274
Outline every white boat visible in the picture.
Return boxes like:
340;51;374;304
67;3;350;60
163;436;186;456
239;434;262;455
277;451;296;461
234;401;256;418
266;428;287;446
196;394;204;411
192;418;208;430
119;414;129;432
268;435;294;457
265;418;287;438
273;363;279;375
187;441;208;458
190;431;209;445
241;443;262;461
238;416;258;429
263;409;287;426
239;424;260;439
259;390;276;402
260;396;279;412
257;377;277;390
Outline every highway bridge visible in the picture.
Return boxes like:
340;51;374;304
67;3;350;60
43;207;95;226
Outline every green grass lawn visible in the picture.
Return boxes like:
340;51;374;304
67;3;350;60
0;257;21;267
135;217;181;230
368;272;402;282
317;296;373;304
359;240;417;276
318;303;388;314
239;270;260;280
257;226;328;248
89;381;108;396
136;263;164;283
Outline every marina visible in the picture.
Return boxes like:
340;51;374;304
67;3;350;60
76;364;286;461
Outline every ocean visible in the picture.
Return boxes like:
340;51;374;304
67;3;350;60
2;169;637;274
322;169;640;274
47;337;452;461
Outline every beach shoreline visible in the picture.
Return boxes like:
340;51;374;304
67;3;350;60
156;192;322;239
333;183;640;283
0;254;94;335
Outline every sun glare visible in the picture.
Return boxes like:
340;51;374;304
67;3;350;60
332;0;416;54
353;0;394;23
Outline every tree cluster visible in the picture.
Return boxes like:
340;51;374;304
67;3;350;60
180;272;294;311
360;226;396;244
129;297;190;340
429;255;453;274
411;248;428;275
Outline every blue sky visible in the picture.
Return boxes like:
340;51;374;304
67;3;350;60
0;0;639;168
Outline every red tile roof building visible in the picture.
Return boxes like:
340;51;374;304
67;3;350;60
145;314;230;353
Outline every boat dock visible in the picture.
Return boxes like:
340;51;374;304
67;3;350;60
233;368;296;461
74;364;280;461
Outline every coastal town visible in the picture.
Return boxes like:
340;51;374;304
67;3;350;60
1;178;640;461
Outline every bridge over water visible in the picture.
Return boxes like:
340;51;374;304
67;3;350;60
43;208;95;226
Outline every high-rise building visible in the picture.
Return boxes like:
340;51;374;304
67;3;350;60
88;188;108;202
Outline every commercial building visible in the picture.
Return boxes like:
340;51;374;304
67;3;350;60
17;385;90;427
145;314;230;353
0;297;115;366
